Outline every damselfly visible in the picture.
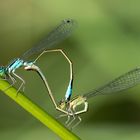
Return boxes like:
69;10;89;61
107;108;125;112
0;19;76;102
43;67;140;128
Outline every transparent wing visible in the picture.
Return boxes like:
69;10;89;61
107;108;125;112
21;19;76;60
84;67;140;99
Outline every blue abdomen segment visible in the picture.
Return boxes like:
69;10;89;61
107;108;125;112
65;79;73;101
7;58;24;72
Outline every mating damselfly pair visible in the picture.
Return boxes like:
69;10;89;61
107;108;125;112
0;19;140;129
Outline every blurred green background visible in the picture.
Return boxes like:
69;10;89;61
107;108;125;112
1;0;140;140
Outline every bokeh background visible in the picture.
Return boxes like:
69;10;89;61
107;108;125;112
0;0;140;140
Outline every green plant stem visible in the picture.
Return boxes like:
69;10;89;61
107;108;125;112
0;80;80;140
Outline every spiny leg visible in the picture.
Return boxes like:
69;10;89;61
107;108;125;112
67;116;76;128
67;109;82;129
56;112;74;128
65;115;71;125
71;116;82;129
56;113;68;119
12;71;25;95
56;112;72;126
3;74;16;91
9;74;16;85
71;103;82;129
66;109;76;127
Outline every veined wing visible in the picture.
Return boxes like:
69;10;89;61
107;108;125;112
84;67;140;99
21;19;76;60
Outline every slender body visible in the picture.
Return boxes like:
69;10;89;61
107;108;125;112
0;19;76;103
44;67;140;128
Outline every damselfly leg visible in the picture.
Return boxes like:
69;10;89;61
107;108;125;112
3;71;25;95
12;71;25;94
